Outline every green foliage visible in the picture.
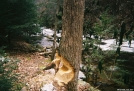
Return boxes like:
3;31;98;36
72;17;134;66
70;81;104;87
38;0;63;30
81;64;92;82
82;0;134;89
40;13;55;28
98;60;103;74
0;48;22;91
0;0;40;45
93;11;114;38
39;0;57;27
0;46;7;56
83;19;93;36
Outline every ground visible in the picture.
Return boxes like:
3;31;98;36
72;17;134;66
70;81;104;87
7;41;55;91
9;51;55;91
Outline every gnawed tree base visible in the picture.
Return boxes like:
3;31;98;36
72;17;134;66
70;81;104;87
43;50;75;90
41;79;100;91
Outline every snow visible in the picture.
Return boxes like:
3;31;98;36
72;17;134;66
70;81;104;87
42;28;61;37
43;29;54;36
78;71;86;79
99;39;134;53
56;33;61;37
99;39;115;51
120;40;134;52
41;82;55;91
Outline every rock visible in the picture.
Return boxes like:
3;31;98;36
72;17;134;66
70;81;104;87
46;35;53;39
107;66;119;71
78;71;86;80
21;86;27;91
78;80;90;91
41;82;55;91
41;80;100;91
78;80;100;91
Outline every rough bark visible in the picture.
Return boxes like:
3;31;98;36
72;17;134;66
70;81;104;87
59;0;85;91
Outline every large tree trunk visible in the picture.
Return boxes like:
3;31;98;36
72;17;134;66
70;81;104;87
59;0;85;91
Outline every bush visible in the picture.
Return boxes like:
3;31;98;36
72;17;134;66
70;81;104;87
0;47;22;91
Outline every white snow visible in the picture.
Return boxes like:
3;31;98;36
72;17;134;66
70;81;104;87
78;71;86;79
56;33;61;37
99;39;134;53
99;39;115;51
43;29;54;36
120;40;134;52
41;82;55;91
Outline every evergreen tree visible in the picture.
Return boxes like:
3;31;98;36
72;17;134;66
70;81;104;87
0;0;39;45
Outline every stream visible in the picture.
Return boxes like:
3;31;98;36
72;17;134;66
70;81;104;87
38;28;54;47
39;37;53;47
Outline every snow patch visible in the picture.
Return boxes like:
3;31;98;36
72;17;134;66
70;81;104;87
41;82;55;91
99;39;134;53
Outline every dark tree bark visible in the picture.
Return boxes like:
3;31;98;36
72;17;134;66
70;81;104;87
119;21;126;46
59;0;85;91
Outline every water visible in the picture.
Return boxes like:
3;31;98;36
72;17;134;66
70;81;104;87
39;37;53;47
38;28;54;47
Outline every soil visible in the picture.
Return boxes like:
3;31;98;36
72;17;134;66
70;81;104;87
9;51;56;91
7;41;54;91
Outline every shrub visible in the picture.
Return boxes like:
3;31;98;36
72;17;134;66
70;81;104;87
0;47;22;91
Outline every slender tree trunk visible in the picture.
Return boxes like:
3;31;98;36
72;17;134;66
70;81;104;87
51;0;59;60
8;30;11;47
59;0;85;91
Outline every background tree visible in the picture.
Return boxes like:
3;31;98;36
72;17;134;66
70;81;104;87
36;0;63;29
0;0;39;46
59;0;85;90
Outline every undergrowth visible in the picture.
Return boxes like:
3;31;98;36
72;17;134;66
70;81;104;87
0;46;23;91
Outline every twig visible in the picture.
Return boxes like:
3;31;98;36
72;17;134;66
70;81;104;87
103;70;110;80
92;83;102;91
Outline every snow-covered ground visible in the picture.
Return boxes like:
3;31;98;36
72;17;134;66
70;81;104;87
100;39;134;53
42;28;61;37
120;40;134;52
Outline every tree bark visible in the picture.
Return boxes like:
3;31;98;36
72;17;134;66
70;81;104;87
59;0;85;91
51;0;59;60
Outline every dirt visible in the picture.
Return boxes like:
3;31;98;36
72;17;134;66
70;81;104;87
8;51;55;91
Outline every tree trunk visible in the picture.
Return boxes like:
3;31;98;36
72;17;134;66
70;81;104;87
8;30;11;47
51;0;59;60
59;0;85;91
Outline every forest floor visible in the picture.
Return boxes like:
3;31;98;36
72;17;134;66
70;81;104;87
8;41;54;91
